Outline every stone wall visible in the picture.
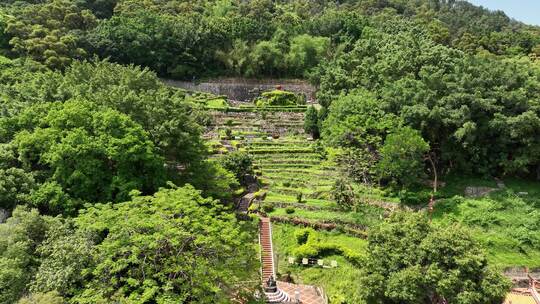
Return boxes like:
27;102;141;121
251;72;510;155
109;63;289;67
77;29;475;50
162;78;317;102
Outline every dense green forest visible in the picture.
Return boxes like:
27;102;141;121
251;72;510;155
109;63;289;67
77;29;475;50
1;0;540;303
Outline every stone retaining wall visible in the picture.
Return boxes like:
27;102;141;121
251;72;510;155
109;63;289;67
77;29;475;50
162;78;317;102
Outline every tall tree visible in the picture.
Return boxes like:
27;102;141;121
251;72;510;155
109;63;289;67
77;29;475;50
74;185;258;303
359;212;511;304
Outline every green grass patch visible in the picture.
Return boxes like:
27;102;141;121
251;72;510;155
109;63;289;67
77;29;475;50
272;224;366;303
433;183;540;268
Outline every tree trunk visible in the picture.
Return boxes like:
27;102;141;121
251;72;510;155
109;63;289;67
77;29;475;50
426;153;438;193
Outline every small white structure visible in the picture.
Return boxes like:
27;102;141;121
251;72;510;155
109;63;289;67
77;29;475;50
330;260;338;268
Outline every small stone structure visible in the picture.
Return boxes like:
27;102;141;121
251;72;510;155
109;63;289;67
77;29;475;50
464;186;497;198
0;208;8;223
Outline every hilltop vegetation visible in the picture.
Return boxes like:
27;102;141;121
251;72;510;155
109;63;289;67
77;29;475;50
1;0;540;303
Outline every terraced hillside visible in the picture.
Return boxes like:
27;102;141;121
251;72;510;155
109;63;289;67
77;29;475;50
205;102;386;302
207;104;384;229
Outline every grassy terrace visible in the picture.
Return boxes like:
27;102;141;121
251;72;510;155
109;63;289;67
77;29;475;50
272;224;366;303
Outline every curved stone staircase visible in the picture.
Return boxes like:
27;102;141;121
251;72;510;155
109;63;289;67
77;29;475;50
265;288;291;303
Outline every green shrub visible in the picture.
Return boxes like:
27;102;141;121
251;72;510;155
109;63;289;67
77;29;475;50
296;193;303;204
225;128;232;139
282;181;291;187
255;90;306;107
262;203;275;213
219;151;253;183
398;189;431;206
293;244;319;258
294;228;313;245
225;119;234;127
206;98;228;108
285;206;295;214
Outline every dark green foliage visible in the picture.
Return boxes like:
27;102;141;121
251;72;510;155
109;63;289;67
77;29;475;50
285;206;295;214
0;168;35;210
318;24;540;178
86;10;226;78
262;202;275;213
333;178;355;211
304;106;319;139
377;127;429;187
219;151;254;184
294;228;312;245
359;212;511;304
0;12;10;54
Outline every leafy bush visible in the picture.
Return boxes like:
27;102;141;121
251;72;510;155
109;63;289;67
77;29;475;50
225;128;232;139
398;190;431;206
219;151;254;184
255;90;306;107
304;106;320;138
262;203;275;213
296;193;303;204
207;98;228;109
285;207;295;214
294;228;313;245
293;244;319;258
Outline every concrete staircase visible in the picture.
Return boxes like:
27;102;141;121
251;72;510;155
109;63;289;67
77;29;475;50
259;217;291;303
260;217;276;283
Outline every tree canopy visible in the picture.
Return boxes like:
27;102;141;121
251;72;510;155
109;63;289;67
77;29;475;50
359;212;511;304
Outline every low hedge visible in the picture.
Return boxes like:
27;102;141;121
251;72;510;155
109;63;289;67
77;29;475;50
291;230;364;266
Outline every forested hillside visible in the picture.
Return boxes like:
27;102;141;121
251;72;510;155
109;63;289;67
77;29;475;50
1;0;540;303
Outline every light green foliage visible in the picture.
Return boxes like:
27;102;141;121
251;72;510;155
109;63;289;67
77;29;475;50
74;185;257;303
255;90;305;107
285;34;330;77
246;40;284;77
434;179;540;267
377;127;429;187
0;60;208;187
273;224;367;304
31;221;95;297
6;0;97;68
0;206;59;304
9;100;165;211
18;291;64;304
322;90;399;148
292;228;363;265
359;212;511;303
